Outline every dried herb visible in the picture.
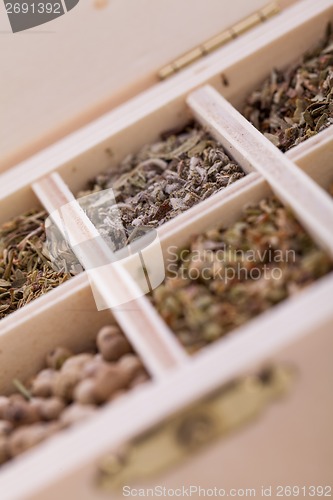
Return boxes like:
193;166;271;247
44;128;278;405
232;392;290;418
0;210;71;320
78;122;245;250
243;24;333;151
152;198;333;353
0;325;148;466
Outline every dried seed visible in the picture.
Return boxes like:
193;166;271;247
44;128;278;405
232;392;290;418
3;398;40;426
0;420;13;437
73;379;97;405
97;326;132;362
0;324;148;467
61;353;94;373
30;369;57;398
118;354;146;383
31;398;65;421
53;370;81;402
93;365;128;403
46;347;73;370
0;397;9;419
8;423;49;457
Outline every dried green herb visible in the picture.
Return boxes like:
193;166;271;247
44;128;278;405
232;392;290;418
78;122;245;250
0;210;71;320
243;24;333;152
0;325;148;466
152;198;333;353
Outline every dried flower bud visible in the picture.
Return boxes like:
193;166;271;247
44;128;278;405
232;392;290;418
53;370;81;402
61;354;94;373
82;355;109;378
31;398;65;421
0;397;9;419
46;347;72;370
8;424;49;457
3;398;39;426
73;379;97;405
0;420;13;437
97;326;132;362
93;365;128;403
31;369;57;398
118;354;145;384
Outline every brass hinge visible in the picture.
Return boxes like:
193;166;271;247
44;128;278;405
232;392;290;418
96;364;294;491
158;2;280;80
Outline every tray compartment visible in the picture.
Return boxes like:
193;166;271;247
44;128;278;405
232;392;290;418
151;174;333;353
187;85;333;256
0;285;151;470
0;275;111;393
0;189;76;323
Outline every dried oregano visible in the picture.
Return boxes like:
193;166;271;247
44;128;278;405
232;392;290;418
0;210;71;320
243;24;333;152
78;122;245;250
151;198;333;353
0;325;148;466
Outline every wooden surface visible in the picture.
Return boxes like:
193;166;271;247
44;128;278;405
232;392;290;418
0;0;268;173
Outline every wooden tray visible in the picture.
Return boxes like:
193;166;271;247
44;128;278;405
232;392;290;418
0;0;332;497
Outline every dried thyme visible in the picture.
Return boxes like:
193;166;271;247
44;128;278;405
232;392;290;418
78;122;245;250
0;210;71;320
0;325;149;466
151;198;333;353
243;24;333;152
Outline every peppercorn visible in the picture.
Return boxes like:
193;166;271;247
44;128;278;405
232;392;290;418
97;326;132;362
3;397;39;426
0;420;13;437
31;369;57;398
8;423;50;457
46;347;72;370
73;379;97;405
93;365;128;403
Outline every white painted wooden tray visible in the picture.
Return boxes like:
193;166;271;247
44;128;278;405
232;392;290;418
0;0;332;498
